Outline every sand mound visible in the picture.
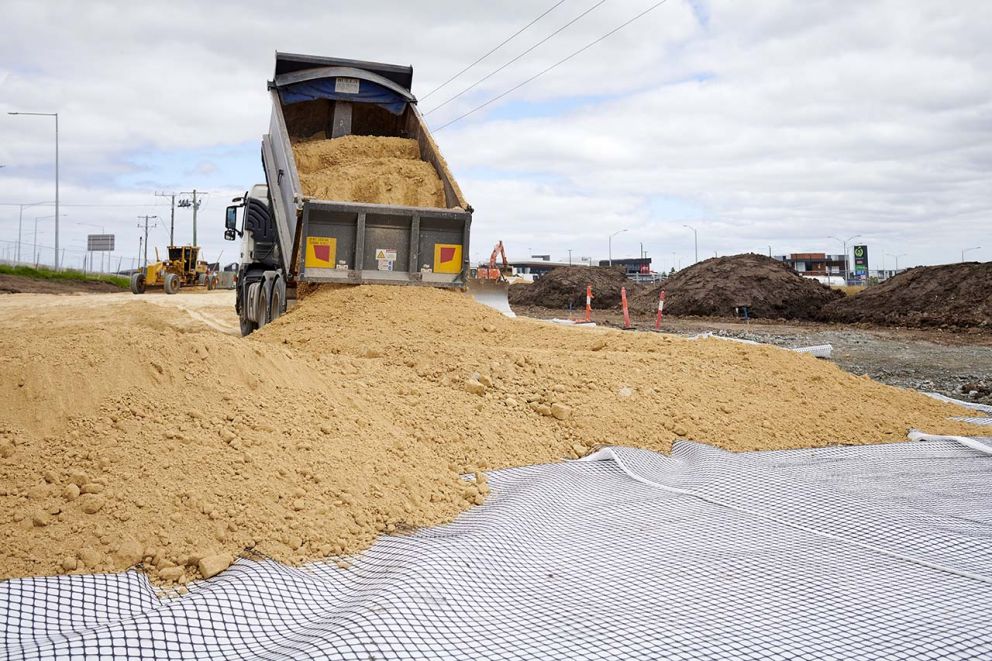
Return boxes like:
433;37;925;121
293;135;445;208
820;262;992;328
0;286;981;585
508;266;631;310
631;253;842;319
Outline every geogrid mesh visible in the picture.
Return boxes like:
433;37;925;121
2;438;991;660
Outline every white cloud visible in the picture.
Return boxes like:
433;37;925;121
1;0;990;269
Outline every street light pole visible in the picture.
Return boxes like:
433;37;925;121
608;228;628;266
683;224;698;264
9;112;59;269
885;252;907;275
17;201;51;264
830;234;862;283
962;246;981;263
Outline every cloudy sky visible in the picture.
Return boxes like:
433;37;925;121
1;0;990;272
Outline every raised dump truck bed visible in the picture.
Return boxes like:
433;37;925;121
226;52;474;334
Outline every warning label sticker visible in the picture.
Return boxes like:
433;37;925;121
334;77;360;94
305;236;337;268
375;249;398;261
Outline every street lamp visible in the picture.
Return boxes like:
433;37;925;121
885;252;907;274
683;224;698;264
962;246;981;263
608;229;628;266
9;111;59;270
829;234;861;283
15;201;52;263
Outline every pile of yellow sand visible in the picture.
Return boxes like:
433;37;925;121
293;135;446;208
0;286;982;585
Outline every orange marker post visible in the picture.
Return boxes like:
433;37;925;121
655;290;666;330
585;285;593;322
621;286;631;329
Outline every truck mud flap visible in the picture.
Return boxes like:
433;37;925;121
467;280;515;318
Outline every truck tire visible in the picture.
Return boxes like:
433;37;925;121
240;315;256;337
255;280;269;330
163;273;181;295
269;277;286;322
130;273;146;295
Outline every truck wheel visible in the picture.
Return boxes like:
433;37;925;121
255;280;269;330
163;273;180;295
240;316;256;337
130;273;146;295
269;278;286;322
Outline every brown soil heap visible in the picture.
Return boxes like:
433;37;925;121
293;135;446;208
509;266;631;310
820;262;992;328
0;286;981;585
631;253;842;319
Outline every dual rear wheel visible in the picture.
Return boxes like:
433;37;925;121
240;274;286;336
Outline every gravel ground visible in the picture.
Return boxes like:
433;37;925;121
512;305;992;405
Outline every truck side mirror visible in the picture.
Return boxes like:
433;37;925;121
225;206;238;230
224;228;236;241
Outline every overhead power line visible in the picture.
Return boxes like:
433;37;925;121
434;0;670;132
424;0;607;116
420;0;569;101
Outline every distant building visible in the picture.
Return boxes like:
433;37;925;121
774;253;846;276
598;257;652;276
508;255;582;279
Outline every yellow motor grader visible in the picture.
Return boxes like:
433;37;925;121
130;245;218;295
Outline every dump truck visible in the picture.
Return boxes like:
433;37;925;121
225;52;501;336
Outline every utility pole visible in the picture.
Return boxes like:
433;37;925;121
179;190;204;247
155;192;178;246
138;215;158;270
568;249;572;266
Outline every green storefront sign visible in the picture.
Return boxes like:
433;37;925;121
853;245;868;279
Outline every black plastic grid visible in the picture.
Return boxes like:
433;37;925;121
2;438;991;659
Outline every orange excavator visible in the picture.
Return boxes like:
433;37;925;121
477;241;511;281
468;241;515;316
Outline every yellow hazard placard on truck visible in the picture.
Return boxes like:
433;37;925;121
433;243;462;274
305;236;337;268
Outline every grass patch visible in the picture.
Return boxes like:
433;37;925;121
0;264;129;289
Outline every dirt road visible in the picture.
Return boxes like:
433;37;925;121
513;306;992;405
0;289;240;335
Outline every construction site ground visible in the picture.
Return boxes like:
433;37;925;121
0;288;985;585
513;305;992;405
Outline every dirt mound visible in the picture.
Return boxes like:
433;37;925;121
0;286;981;585
508;266;631;310
820;262;992;328
293;135;445;208
630;253;842;319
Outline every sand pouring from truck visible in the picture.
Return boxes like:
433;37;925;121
224;52;510;336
